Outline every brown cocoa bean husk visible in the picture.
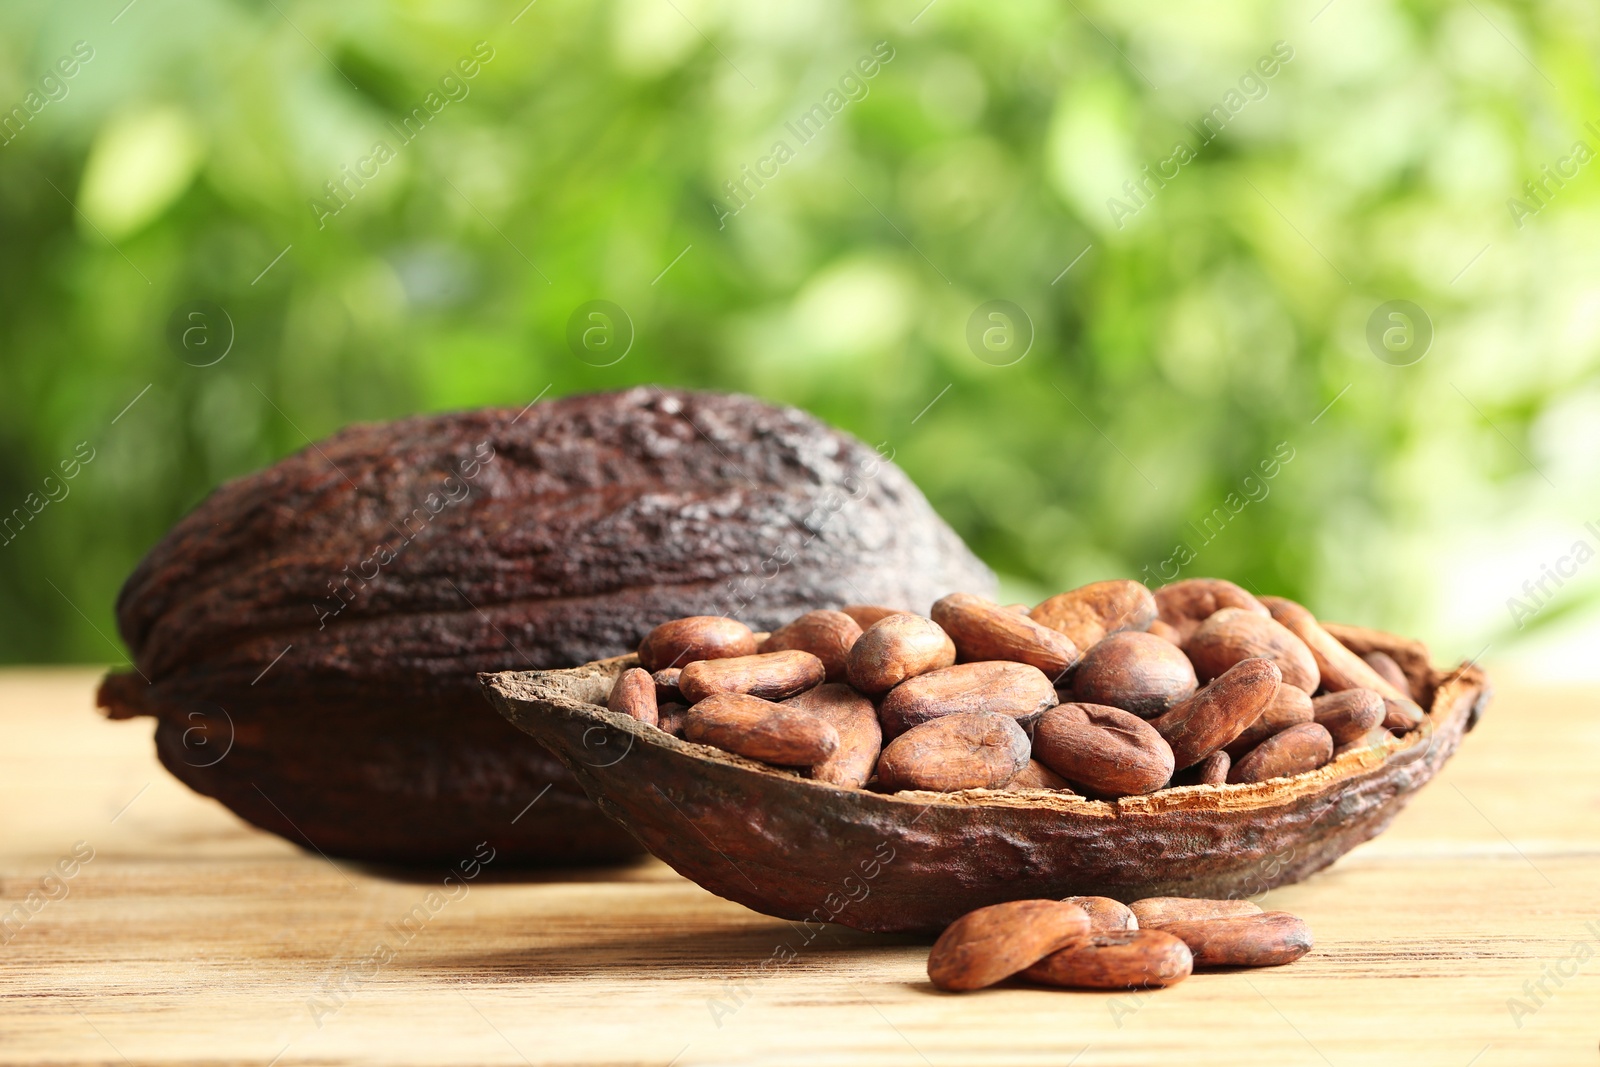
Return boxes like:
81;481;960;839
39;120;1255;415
1362;650;1413;698
875;711;1031;792
1063;896;1138;933
1159;911;1313;967
1261;596;1425;729
1008;760;1076;792
1029;579;1157;651
606;667;658;726
927;899;1092;991
657;702;688;738
1022;929;1193;990
1129;897;1263;927
846;614;957;695
785;684;882;790
879;661;1058;739
760;610;864;683
1033;703;1175;797
639;616;757;672
841;605;908;629
1150;658;1282;769
1153;577;1268;643
930;592;1081;679
1312;688;1385;744
685;693;839;766
652;667;683;703
1224;684;1314;758
1071;631;1198;718
678;650;826;703
1228;723;1334;784
1186;608;1320;694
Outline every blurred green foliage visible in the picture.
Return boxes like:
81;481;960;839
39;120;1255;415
3;0;1599;665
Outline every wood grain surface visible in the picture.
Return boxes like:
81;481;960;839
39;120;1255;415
1;667;1597;1066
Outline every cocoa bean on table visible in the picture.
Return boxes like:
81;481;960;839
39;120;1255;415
927;899;1092;991
1157;911;1314;967
1022;929;1194;990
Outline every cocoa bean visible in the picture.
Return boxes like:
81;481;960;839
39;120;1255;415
1223;683;1314;758
1363;649;1413;698
1186;608;1320;694
679;650;826;703
1158;912;1313;967
1063;896;1138;933
760;610;863;683
879;661;1058;739
652;667;683;702
1228;723;1334;784
1033;703;1175;797
1333;725;1392;757
931;592;1080;679
1029;579;1157;651
1153;577;1268;643
639;616;757;672
846;614;957;695
785;684;882;789
1022;929;1193;990
1129;897;1262;927
1312;688;1385;744
927;899;1092;991
657;702;688;738
1261;596;1425;729
606;667;658;726
1183;749;1231;786
1148;619;1184;645
1071;631;1198;718
1008;760;1076;792
875;711;1031;792
841;605;908;629
685;693;839;766
1150;658;1282;769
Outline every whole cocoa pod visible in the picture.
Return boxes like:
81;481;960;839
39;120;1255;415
96;388;995;865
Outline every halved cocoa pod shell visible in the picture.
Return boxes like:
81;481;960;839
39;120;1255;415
481;626;1487;932
96;388;995;866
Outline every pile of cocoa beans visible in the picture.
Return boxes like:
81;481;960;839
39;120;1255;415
605;578;1426;797
927;896;1313;992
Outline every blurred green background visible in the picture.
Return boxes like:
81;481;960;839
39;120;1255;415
3;0;1598;670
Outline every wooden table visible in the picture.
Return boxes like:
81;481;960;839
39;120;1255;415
2;666;1596;1066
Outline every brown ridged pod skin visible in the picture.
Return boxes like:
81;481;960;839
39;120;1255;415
97;388;995;866
484;623;1487;932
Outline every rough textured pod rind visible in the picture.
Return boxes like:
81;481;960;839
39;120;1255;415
482;625;1487;932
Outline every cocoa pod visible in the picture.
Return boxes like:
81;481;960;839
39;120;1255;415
875;711;1031;792
679;650;826;703
1312;689;1385;744
846;614;957;695
841;605;907;629
639;616;756;672
1158;912;1313;967
1228;723;1334;784
1029;579;1157;651
652;667;684;703
879;661;1058;739
1008;760;1076;792
1129;897;1262;927
1186;608;1320;694
927;899;1092;991
98;389;995;866
1223;683;1314;758
1153;577;1268;643
785;684;882;789
1063;896;1138;933
1363;650;1413;698
606;667;658;726
1022;929;1193;990
657;702;688;738
930;592;1080;679
1070;631;1198;718
1148;619;1184;646
760;610;863;683
1033;703;1175;797
1150;658;1282;770
1261;596;1425;729
686;693;839;766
